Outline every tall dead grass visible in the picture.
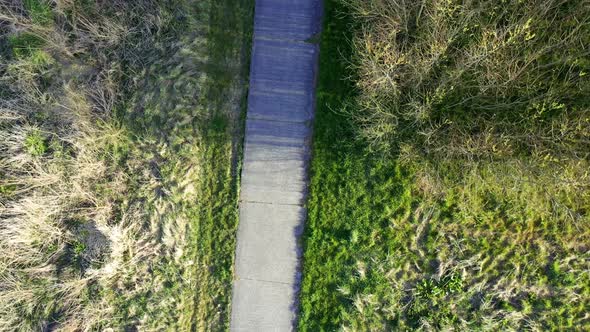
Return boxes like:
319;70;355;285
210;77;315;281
0;1;203;330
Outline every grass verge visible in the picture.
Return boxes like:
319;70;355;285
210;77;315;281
0;0;252;330
299;0;589;330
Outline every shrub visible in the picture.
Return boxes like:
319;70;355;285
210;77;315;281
344;0;590;163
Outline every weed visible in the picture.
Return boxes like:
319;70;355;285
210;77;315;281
23;129;47;156
23;0;53;26
8;33;45;58
72;240;86;257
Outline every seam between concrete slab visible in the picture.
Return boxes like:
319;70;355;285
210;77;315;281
250;87;307;95
254;36;316;44
239;277;293;286
239;200;304;207
246;117;312;125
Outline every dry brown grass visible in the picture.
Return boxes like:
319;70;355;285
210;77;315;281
0;0;252;330
0;85;131;330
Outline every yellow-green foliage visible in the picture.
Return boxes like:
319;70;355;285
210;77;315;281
8;33;45;58
23;129;47;156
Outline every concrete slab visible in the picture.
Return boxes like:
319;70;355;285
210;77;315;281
250;39;318;93
240;171;307;205
248;90;313;123
244;118;311;147
240;119;311;205
230;279;295;331
254;0;322;40
234;203;305;283
243;143;308;163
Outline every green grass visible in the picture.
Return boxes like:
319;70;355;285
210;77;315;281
299;5;413;328
23;0;53;25
299;0;590;330
8;33;45;58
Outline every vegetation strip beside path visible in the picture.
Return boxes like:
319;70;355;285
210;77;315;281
299;0;589;331
230;0;322;330
0;0;253;330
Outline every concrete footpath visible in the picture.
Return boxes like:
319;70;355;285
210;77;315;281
230;0;322;331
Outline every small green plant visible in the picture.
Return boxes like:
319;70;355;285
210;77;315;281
0;184;16;197
443;273;463;294
416;278;443;301
23;0;53;26
72;241;86;257
416;273;463;301
27;50;54;68
24;130;47;156
8;33;45;59
46;242;59;255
